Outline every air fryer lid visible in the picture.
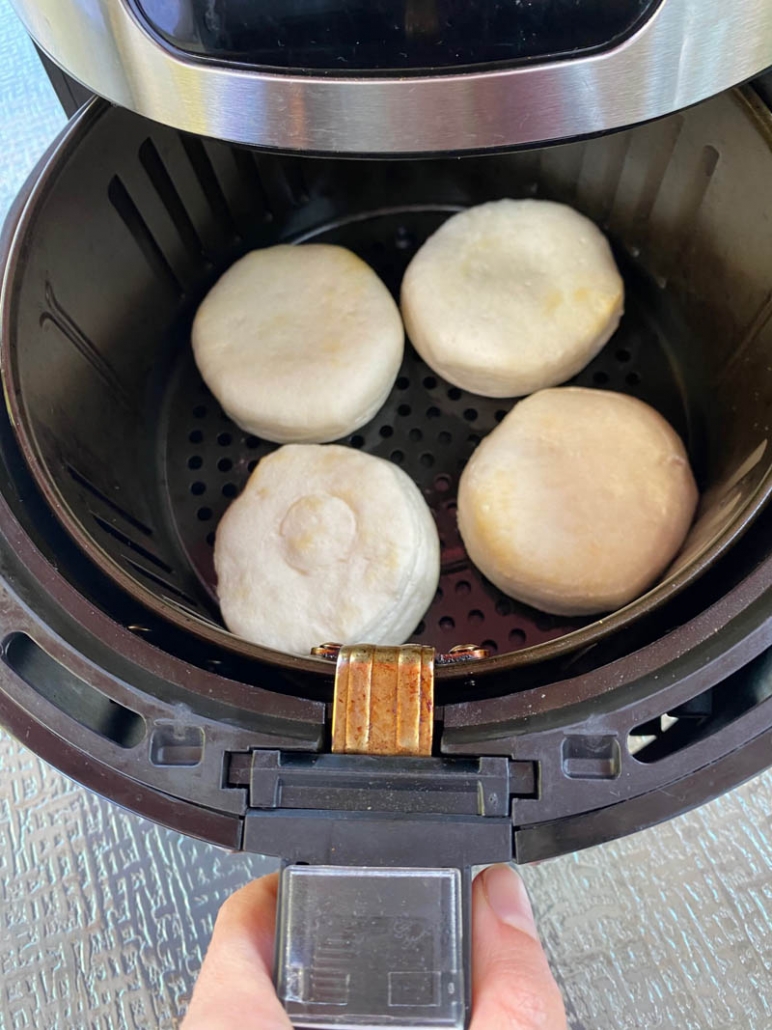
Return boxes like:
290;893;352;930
10;0;772;152
4;89;772;683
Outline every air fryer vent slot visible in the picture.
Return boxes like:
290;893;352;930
125;558;201;608
67;465;153;536
92;513;173;572
3;632;145;749
628;649;772;763
180;135;239;239
139;138;206;264
108;174;183;294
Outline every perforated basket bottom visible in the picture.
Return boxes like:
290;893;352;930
161;206;691;657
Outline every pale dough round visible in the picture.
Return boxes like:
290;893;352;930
457;388;698;616
401;199;624;398
193;244;404;443
215;444;440;655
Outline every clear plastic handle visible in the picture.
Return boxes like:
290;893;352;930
275;864;469;1029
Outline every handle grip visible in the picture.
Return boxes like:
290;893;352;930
275;864;471;1029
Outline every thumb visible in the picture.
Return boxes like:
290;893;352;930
182;873;291;1030
471;864;567;1030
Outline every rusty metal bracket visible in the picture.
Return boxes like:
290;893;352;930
330;644;435;757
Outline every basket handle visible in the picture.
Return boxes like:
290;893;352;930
275;862;471;1030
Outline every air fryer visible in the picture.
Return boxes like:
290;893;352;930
4;1;772;1027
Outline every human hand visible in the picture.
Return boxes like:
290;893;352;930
182;864;567;1029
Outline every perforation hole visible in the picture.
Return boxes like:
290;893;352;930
423;376;437;390
206;531;216;547
190;481;206;496
439;616;455;631
463;408;478;422
197;507;213;521
427;406;441;419
420;453;434;467
188;429;203;444
222;483;238;498
395;227;414;250
218;457;232;472
398;404;411;416
247;459;258;472
615;348;631;363
438;431;452;445
409;428;423;442
482;639;498;654
379;425;394;438
435;474;451;492
626;371;641;386
245;435;261;448
455;580;471;596
351;435;365;448
217;432;232;446
397;376;410;390
447;387;462;401
390;450;404;464
188;455;203;470
495;410;507;423
468;609;484;625
509;628;526;646
593;371;609;385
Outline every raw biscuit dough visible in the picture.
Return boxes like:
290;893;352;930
401;199;624;397
193;244;404;443
215;444;440;655
457;388;698;616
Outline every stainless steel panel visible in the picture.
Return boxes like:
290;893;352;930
7;0;772;154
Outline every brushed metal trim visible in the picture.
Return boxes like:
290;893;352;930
9;0;772;154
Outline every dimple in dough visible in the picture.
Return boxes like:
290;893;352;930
457;388;699;617
193;244;404;443
215;444;441;655
401;199;624;398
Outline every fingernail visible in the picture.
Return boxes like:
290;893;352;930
482;864;539;941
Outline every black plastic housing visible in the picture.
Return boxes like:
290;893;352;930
3;80;772;868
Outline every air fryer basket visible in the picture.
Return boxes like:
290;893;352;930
4;88;772;681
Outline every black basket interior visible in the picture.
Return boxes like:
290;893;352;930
6;95;772;663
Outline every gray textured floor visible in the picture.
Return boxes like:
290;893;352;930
2;4;772;1027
